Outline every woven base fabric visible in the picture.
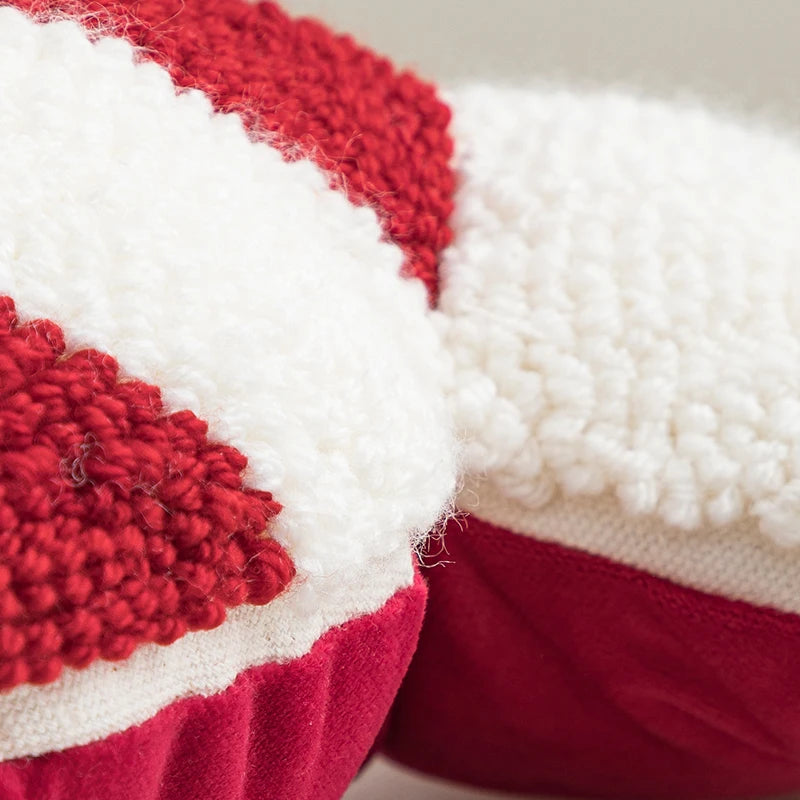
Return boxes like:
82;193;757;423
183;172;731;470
0;4;455;792
0;573;426;800
386;516;800;800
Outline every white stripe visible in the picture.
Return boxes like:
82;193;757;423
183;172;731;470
0;9;457;589
0;546;413;760
436;84;800;546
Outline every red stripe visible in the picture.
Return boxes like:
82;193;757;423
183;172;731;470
386;516;800;799
0;573;425;800
0;297;293;690
11;0;454;302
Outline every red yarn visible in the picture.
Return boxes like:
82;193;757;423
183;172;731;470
12;0;455;303
0;297;294;691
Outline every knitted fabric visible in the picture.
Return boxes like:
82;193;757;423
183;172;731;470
387;81;800;800
387;518;800;800
5;1;800;799
0;1;455;787
0;572;426;800
436;85;800;546
0;297;293;691
14;0;454;302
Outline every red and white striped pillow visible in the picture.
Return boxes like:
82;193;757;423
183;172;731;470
0;2;456;797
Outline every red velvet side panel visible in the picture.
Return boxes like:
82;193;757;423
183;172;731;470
386;517;800;800
0;573;426;800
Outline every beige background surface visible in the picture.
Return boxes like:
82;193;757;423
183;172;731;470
279;1;800;798
283;0;800;122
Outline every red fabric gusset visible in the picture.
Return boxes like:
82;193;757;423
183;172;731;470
0;573;427;800
0;296;294;691
12;0;455;302
386;515;800;800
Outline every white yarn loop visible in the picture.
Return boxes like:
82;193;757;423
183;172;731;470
440;85;800;545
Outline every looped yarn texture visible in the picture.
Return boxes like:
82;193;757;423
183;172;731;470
438;86;800;545
0;297;294;691
17;0;454;301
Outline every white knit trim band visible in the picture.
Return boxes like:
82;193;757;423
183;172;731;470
0;546;413;760
461;481;800;614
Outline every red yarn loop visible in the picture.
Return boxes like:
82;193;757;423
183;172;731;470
0;298;294;691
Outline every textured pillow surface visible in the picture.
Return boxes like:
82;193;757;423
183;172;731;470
0;2;456;798
385;86;800;800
